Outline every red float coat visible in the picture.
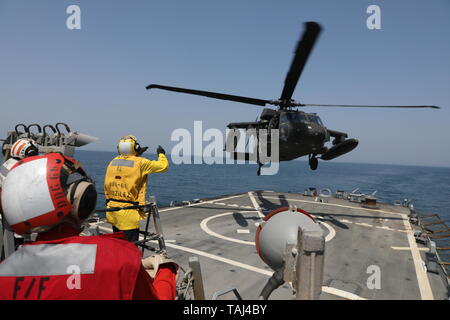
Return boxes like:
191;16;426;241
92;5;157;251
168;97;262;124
0;230;176;300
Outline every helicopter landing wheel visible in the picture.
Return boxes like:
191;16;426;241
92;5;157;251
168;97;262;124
309;156;318;170
257;163;262;176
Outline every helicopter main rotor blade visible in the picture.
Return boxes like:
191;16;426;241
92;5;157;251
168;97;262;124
301;103;440;109
146;84;272;107
280;22;322;102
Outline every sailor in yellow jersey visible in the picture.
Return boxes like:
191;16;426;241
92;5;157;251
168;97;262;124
104;135;169;242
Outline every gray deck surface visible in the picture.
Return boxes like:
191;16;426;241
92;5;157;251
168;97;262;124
99;190;448;300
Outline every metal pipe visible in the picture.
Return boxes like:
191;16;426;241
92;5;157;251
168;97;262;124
258;267;284;300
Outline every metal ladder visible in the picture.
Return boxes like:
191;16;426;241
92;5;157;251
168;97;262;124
134;196;167;255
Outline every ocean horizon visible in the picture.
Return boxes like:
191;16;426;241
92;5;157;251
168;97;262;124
1;150;449;224
70;150;450;224
81;149;450;170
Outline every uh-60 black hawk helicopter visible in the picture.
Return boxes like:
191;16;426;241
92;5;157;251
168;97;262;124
146;22;439;175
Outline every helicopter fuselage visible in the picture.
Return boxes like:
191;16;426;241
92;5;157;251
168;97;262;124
276;110;329;160
227;109;331;161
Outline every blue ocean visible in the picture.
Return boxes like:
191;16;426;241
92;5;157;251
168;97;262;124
73;150;450;224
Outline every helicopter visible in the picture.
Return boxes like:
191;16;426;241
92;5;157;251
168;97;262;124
146;22;439;175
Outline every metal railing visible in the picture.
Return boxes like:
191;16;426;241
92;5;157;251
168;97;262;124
410;208;450;295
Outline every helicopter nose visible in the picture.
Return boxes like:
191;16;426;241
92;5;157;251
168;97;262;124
306;124;325;137
306;124;326;145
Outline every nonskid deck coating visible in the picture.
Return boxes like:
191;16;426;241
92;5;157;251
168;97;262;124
97;191;448;300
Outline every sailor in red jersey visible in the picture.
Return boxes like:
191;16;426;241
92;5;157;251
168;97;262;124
0;153;178;300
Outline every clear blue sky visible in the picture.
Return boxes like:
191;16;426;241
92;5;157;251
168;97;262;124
0;0;449;167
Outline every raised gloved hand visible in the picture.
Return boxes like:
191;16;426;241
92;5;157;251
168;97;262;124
142;253;178;278
156;145;166;155
136;146;148;156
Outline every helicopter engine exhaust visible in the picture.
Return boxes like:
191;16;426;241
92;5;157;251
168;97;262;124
321;138;358;161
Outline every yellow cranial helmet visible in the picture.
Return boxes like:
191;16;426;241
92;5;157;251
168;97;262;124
117;135;140;155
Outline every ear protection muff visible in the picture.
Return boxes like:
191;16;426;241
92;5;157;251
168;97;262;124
67;175;97;220
118;135;140;155
62;158;97;221
134;140;141;153
128;135;140;153
25;144;39;157
68;180;97;220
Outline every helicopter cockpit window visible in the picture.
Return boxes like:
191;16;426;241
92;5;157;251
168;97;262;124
279;113;288;125
282;112;307;123
308;115;324;126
